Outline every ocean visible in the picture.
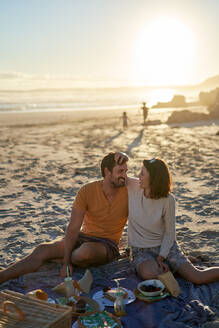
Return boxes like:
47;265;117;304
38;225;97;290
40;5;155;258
0;75;209;122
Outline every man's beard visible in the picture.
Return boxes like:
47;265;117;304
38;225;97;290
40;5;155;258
110;177;126;188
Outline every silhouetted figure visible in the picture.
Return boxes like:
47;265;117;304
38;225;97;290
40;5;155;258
141;102;149;125
121;111;129;129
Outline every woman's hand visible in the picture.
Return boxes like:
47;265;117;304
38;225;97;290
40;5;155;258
156;256;169;273
60;263;73;278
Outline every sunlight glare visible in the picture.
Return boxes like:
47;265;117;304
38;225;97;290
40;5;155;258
132;17;195;86
147;88;175;107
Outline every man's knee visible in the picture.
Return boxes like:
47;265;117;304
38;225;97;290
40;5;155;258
71;244;99;267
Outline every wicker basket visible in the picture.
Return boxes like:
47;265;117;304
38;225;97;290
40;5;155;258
0;289;72;328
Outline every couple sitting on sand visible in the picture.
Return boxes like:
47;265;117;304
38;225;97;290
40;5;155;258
0;152;218;285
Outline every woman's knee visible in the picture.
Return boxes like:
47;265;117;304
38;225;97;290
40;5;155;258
138;269;157;280
137;260;160;280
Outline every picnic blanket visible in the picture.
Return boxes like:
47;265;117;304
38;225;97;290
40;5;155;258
0;259;218;328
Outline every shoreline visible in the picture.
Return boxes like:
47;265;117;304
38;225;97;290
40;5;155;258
0;107;139;127
0;107;218;128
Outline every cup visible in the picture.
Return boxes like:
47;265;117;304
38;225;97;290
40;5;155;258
64;277;75;298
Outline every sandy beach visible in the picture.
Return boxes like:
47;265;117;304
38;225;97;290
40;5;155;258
0;108;218;269
0;108;218;327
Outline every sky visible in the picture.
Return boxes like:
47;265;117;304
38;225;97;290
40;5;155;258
0;0;219;86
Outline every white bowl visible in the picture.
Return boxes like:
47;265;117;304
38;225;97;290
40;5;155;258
137;279;165;297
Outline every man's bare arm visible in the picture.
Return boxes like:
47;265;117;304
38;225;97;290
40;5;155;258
61;206;85;277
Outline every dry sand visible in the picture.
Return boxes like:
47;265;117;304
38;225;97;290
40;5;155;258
0;108;218;270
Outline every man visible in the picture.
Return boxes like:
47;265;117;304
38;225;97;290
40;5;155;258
0;152;129;283
141;102;149;125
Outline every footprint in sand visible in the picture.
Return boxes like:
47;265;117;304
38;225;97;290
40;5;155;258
176;215;192;224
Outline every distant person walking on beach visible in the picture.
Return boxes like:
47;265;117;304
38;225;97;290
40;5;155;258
121;111;129;129
141;102;149;125
0;153;129;283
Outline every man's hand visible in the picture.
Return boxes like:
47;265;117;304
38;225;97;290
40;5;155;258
157;256;169;273
114;152;129;165
60;263;73;278
61;207;84;279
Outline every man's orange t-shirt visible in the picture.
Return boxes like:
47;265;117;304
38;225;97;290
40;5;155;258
73;180;128;244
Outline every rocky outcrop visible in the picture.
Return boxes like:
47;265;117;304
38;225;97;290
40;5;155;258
152;95;187;108
208;103;219;119
199;88;219;106
166;110;208;124
166;102;219;124
153;88;219;109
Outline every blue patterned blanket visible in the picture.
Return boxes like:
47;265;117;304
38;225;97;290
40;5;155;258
0;259;218;328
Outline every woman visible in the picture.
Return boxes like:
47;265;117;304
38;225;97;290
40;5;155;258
127;158;219;284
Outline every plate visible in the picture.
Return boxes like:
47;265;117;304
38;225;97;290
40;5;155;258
137;279;165;297
95;298;105;312
134;288;170;303
78;310;122;328
92;288;135;307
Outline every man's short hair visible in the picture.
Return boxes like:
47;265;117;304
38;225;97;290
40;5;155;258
101;153;116;177
101;152;128;177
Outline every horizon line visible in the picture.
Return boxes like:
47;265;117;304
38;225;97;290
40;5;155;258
0;71;218;89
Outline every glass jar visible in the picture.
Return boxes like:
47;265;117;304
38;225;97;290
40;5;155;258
64;277;75;298
114;294;126;316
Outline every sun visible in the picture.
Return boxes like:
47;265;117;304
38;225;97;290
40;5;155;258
132;16;195;86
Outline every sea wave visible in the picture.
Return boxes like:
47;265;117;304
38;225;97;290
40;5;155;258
0;75;201;114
